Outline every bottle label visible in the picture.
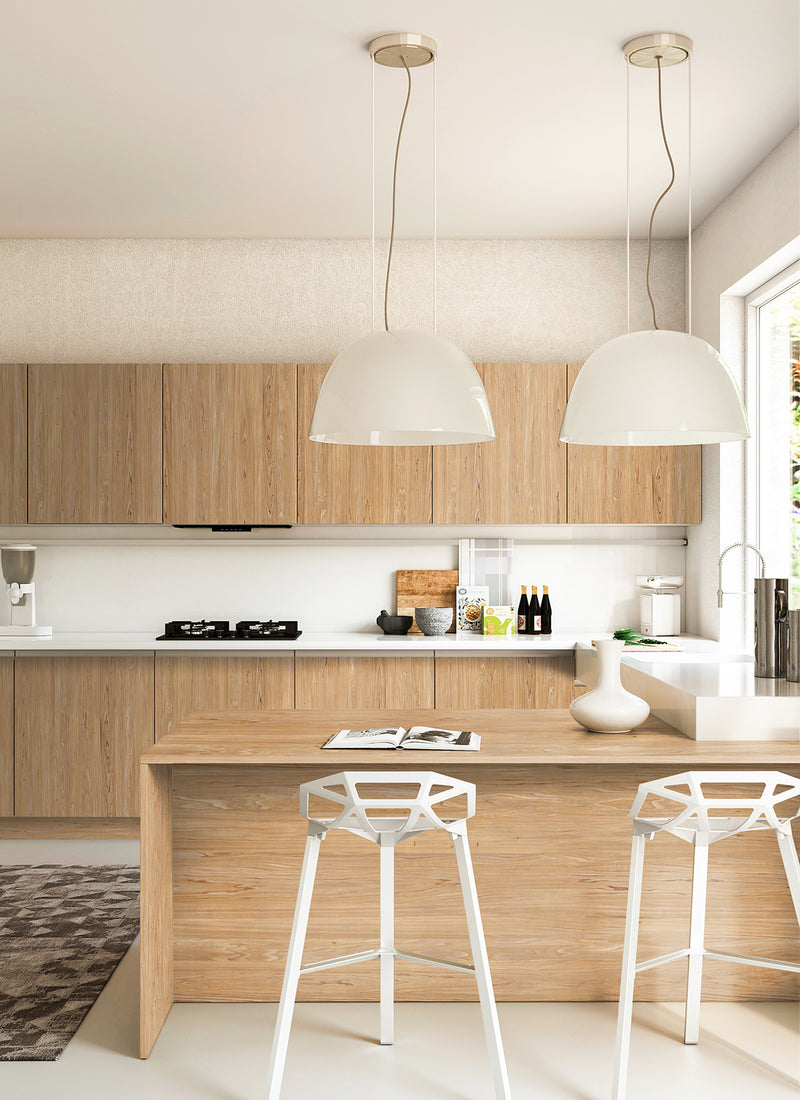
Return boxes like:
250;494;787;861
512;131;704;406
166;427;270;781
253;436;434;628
534;616;542;631
518;615;526;632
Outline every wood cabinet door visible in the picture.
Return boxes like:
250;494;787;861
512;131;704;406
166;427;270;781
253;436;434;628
155;654;295;740
295;655;434;709
434;654;575;708
566;363;702;524
163;363;297;525
0;365;26;523
0;659;12;815
14;656;155;817
297;364;433;523
28;364;162;523
433;363;567;524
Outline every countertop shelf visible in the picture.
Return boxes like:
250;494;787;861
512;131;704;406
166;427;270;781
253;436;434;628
142;708;800;765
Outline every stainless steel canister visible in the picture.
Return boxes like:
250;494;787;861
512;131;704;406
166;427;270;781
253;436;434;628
754;578;788;678
787;609;800;682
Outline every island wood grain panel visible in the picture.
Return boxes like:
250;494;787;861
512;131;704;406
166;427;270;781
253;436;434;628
155;654;295;740
0;364;26;523
15;656;154;817
566;363;702;524
28;363;162;523
0;817;139;839
0;659;13;815
294;656;434;709
433;655;575;708
433;363;567;523
140;762;173;1057
297;363;432;523
163;363;297;525
168;762;800;1003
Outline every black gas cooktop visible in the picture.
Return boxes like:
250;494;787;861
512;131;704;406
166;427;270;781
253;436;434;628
157;619;302;641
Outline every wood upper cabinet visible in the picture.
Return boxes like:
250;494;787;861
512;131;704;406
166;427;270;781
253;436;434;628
28;364;162;523
0;365;26;523
14;656;155;817
433;363;567;524
0;659;12;816
566;363;702;524
163;363;297;525
297;364;432;523
155;654;295;740
295;655;434;709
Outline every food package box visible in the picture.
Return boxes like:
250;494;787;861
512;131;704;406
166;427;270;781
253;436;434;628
456;586;489;633
482;606;515;636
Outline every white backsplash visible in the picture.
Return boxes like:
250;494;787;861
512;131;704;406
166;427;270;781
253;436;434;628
1;529;686;635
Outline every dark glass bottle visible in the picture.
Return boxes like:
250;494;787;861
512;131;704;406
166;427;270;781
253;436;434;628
517;585;529;634
540;586;552;635
528;586;541;635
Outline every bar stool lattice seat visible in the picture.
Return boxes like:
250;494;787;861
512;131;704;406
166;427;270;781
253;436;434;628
613;770;800;1099
266;771;512;1100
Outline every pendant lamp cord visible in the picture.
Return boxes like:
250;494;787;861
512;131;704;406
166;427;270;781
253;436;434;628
645;55;675;330
384;55;413;332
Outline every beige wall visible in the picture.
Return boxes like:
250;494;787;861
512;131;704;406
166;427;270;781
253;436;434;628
687;128;800;643
0;238;682;364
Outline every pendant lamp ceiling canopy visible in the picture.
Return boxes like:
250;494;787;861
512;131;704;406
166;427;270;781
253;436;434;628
309;32;496;447
559;32;750;447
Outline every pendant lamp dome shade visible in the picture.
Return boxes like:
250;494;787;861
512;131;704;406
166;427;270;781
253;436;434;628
558;329;751;445
309;329;496;445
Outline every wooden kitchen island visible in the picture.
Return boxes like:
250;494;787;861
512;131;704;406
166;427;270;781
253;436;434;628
139;709;800;1057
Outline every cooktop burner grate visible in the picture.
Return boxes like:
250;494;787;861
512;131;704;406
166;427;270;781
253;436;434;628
157;619;301;641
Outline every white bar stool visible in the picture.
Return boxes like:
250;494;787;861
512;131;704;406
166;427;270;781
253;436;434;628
612;770;800;1100
265;770;512;1100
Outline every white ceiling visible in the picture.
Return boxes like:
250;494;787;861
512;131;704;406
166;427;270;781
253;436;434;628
2;0;797;239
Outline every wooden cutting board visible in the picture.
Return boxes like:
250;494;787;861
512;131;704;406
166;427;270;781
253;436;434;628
396;569;459;634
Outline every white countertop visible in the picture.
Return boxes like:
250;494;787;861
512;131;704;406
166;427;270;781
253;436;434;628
1;630;591;654
574;639;800;740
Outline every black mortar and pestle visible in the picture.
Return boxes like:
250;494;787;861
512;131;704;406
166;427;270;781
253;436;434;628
376;610;413;636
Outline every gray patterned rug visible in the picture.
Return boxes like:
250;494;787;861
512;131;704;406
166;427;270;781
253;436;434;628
0;864;139;1060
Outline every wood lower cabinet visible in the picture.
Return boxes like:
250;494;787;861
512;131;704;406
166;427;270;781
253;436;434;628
14;656;155;817
295;655;434;709
0;365;26;523
28;364;162;523
163;363;297;525
297;364;433;523
433;362;567;523
434;654;576;709
0;659;12;815
566;363;702;524
155;654;295;740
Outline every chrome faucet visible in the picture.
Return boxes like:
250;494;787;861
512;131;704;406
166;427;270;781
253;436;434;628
717;542;766;607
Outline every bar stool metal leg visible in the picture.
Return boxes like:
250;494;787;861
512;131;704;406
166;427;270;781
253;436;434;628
612;831;647;1100
684;842;709;1045
266;831;323;1100
451;823;512;1100
379;841;395;1045
776;823;800;923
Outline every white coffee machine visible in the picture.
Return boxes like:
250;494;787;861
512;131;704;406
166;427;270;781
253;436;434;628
0;544;52;637
637;575;683;637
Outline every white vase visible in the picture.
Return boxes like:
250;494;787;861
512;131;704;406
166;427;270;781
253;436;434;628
570;639;650;733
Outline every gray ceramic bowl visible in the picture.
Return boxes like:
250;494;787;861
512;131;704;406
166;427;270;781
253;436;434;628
415;606;453;635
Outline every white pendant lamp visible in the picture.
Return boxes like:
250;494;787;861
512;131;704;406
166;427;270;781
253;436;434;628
309;33;495;446
559;33;750;446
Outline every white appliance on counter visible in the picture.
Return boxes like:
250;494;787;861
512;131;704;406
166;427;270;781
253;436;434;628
637;574;683;637
0;544;52;637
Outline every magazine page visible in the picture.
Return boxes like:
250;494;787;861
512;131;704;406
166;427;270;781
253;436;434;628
322;726;407;749
400;726;480;750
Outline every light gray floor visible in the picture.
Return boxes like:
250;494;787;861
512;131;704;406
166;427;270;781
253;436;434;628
0;842;798;1098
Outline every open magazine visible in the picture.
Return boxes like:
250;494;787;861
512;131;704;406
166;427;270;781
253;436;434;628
321;725;480;751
